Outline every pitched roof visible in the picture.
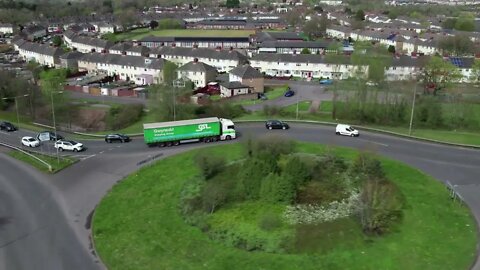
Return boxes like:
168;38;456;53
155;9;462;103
70;34;114;49
18;41;64;57
178;61;217;73
110;42;133;51
79;53;167;69
259;40;332;49
255;31;304;43
151;46;248;63
59;51;84;60
229;64;262;79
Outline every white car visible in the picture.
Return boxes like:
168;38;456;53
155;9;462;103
336;124;359;137
21;136;40;147
54;140;84;152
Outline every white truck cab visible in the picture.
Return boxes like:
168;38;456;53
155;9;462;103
220;118;236;140
336;124;359;137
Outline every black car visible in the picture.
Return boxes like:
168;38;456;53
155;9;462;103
37;131;64;141
0;121;17;132
265;120;289;130
105;134;131;143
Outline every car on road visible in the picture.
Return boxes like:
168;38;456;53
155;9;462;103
319;79;333;85
284;89;295;97
21;136;40;147
37;131;64;142
0;121;17;132
105;134;131;143
266;120;290;130
54;140;84;152
336;124;359;137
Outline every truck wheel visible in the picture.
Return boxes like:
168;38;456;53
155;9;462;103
173;141;180;146
226;135;232;140
204;138;210;143
166;142;173;147
159;143;165;147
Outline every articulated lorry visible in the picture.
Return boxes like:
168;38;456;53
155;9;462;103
143;117;236;147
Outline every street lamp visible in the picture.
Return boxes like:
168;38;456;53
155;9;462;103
51;91;63;164
2;94;29;128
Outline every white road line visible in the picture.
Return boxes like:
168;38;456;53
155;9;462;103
80;154;96;161
99;151;105;154
359;139;389;147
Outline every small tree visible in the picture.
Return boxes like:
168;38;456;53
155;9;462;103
421;56;461;95
195;152;226;179
300;48;311;54
358;178;403;235
51;35;63;47
387;45;395;54
470;59;480;83
225;0;240;8
202;181;228;213
163;61;178;86
355;9;365;21
149;20;159;29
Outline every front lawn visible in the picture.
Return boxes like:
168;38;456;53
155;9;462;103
93;143;477;270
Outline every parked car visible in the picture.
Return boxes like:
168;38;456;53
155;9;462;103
336;124;359;137
284;89;295;97
105;134;131;143
319;79;333;85
265;120;289;130
0;121;17;132
54;140;84;152
37;131;64;141
257;93;268;100
21;136;40;147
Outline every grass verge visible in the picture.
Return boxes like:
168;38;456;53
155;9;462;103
8;150;76;173
107;29;255;41
93;143;478;270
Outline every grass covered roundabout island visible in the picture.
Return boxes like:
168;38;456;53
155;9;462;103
93;138;478;270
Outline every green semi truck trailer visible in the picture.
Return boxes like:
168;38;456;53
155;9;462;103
143;117;236;147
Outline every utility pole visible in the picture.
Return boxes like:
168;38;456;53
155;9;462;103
408;82;417;136
51;91;63;164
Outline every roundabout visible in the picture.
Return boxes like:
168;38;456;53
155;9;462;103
0;123;479;270
93;139;477;270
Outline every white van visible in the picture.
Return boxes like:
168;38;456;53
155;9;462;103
336;124;359;137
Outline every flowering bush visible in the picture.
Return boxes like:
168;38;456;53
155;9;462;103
284;191;361;224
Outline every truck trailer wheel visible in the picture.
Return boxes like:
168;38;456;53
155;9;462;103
166;142;173;147
204;138;210;143
158;143;165;147
173;141;180;146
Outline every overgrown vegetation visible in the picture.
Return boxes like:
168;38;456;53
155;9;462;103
94;143;478;270
179;137;405;253
106;104;144;130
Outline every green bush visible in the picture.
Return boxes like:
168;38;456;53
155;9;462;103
350;152;385;179
260;173;296;203
262;105;281;116
198;103;245;119
194;152;226;179
106;104;144;130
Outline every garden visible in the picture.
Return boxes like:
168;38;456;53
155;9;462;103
93;138;478;270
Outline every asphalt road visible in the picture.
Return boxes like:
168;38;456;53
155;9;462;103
1;123;480;270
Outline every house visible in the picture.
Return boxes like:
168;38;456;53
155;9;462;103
177;59;218;88
22;25;47;41
257;40;333;54
96;22;116;34
63;31;114;53
16;41;64;67
228;64;264;93
67;23;95;33
139;36;250;49
250;53;368;80
78;53;168;85
0;23;14;35
149;46;248;73
59;51;84;70
220;81;250;98
47;24;62;34
385;54;429;81
109;42;133;55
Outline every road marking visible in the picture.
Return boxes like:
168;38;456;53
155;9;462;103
80;154;96;161
99;151;105;154
359;139;389;147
